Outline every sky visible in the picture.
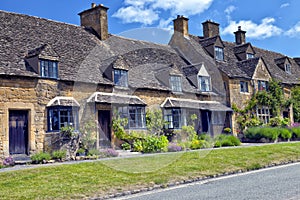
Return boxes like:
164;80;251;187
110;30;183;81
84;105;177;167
1;0;300;57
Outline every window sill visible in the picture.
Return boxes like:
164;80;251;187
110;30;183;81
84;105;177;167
240;92;250;94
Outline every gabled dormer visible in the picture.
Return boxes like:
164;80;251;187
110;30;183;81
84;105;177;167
275;56;292;74
200;20;225;61
198;64;211;92
112;56;129;87
199;36;225;61
234;43;256;61
103;56;130;88
26;44;59;79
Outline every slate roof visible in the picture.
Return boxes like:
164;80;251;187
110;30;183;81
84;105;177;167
87;92;146;105
216;40;300;84
161;97;232;111
0;10;198;93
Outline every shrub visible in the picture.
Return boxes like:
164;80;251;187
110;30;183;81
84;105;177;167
259;127;278;141
167;143;183;152
198;133;213;143
214;134;241;147
190;139;211;149
269;117;290;127
291;127;300;139
223;127;232;134
87;148;100;156
76;148;86;156
142;135;168;153
121;142;131;150
244;127;262;140
133;139;143;152
52;150;66;160
276;128;292;140
245;127;279;142
31;152;51;164
100;148;119;157
3;156;15;166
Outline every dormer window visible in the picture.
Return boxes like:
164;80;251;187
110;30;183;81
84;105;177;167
40;59;58;78
199;76;211;92
170;75;182;92
215;46;224;61
285;64;291;74
114;69;128;87
246;53;254;59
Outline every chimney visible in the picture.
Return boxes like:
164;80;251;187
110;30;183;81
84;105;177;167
173;15;189;37
234;26;246;45
78;3;109;40
202;20;219;38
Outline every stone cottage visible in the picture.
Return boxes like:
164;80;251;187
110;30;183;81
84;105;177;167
0;4;232;159
169;16;299;134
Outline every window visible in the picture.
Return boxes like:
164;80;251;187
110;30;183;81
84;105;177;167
285;64;291;74
199;76;211;92
164;109;181;129
257;80;268;91
116;106;146;129
114;69;128;87
240;81;249;93
48;107;79;132
170;75;182;92
40;59;58;78
212;111;225;124
215;46;224;61
246;53;254;59
257;106;271;124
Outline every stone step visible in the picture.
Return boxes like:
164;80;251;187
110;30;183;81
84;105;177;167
11;154;32;165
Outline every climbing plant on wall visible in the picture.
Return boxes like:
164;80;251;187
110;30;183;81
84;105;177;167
233;79;289;130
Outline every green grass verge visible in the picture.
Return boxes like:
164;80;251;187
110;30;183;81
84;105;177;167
1;142;300;199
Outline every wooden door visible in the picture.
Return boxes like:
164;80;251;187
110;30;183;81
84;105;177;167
98;110;111;147
201;110;211;133
9;110;28;154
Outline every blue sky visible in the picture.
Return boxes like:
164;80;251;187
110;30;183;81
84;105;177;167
1;0;300;57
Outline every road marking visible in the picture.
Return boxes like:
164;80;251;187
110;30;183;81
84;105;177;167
113;162;300;199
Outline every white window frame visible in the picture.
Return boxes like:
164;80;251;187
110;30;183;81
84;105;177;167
240;81;249;93
198;76;211;92
246;53;254;59
285;63;291;74
215;46;224;61
170;75;182;92
256;106;271;124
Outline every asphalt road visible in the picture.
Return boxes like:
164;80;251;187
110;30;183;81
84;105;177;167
115;163;300;200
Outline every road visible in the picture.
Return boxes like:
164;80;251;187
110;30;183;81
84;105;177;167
115;163;300;200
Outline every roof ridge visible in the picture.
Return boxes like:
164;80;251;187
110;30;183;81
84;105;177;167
0;9;82;29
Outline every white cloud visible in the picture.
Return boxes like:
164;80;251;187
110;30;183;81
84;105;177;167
224;5;236;15
286;22;300;37
112;6;159;25
151;0;213;16
280;3;290;8
113;0;213;26
222;18;283;39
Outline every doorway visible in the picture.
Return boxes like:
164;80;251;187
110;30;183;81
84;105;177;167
9;110;29;155
98;110;111;147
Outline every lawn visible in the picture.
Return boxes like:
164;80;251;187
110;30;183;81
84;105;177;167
1;142;300;199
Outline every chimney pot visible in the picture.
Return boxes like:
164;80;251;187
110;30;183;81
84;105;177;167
79;4;109;40
234;26;246;45
173;15;189;37
202;20;220;38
